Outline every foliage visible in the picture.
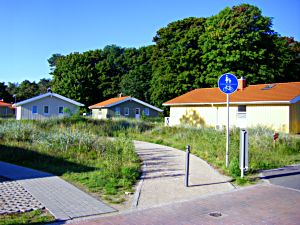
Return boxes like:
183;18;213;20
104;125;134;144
51;51;101;107
37;78;52;94
51;45;156;108
130;124;300;178
120;46;154;102
0;209;54;225
0;79;52;103
150;17;206;106
13;80;39;101
48;53;63;71
0;82;12;102
2;4;299;112
49;4;299;111
0;118;141;203
198;4;298;86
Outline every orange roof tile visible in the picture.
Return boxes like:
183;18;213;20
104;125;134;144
163;82;300;105
0;100;13;108
89;96;130;109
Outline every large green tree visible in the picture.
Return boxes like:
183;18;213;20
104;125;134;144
51;45;129;107
95;45;126;101
49;4;299;110
14;80;39;101
150;17;206;106
0;82;12;103
198;4;297;85
51;51;100;106
120;46;154;102
48;53;63;71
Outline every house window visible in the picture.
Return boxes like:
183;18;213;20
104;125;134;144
115;107;121;116
143;108;150;116
44;106;49;114
32;106;38;114
124;107;129;116
58;106;64;114
238;105;246;112
237;105;247;120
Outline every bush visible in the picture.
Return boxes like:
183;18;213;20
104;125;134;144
228;158;240;177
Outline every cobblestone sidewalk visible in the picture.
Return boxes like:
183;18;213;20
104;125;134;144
0;176;44;215
0;161;116;221
68;184;300;225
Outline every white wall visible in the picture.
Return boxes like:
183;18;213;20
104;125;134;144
19;96;80;120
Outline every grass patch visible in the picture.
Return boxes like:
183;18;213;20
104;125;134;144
0;209;54;225
1;117;299;214
130;124;300;180
0;118;141;204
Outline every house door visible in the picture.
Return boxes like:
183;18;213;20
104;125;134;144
135;108;140;119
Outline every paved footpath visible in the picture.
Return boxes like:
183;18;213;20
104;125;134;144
132;141;234;209
68;184;300;225
0;161;115;221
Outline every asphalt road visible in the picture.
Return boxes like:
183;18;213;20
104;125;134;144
260;164;300;190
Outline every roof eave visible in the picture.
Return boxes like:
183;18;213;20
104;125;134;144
13;93;84;107
163;100;292;106
102;97;163;112
88;106;104;109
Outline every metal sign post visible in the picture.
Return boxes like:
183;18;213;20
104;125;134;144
218;73;238;168
226;94;230;168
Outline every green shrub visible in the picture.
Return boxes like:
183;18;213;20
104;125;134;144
228;158;240;177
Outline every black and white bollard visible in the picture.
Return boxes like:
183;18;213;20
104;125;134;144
185;145;190;187
240;129;248;178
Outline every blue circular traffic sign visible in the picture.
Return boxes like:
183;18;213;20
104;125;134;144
218;73;238;94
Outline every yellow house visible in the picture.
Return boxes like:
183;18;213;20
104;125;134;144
163;80;300;134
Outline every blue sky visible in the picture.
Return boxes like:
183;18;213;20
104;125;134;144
1;0;299;84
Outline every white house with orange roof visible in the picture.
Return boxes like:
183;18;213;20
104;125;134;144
163;79;300;134
89;96;163;119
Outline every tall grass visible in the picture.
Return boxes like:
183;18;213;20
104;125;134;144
1;117;299;193
130;124;300;179
0;119;141;203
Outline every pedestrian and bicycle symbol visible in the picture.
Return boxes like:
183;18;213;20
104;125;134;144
218;73;238;94
218;73;238;168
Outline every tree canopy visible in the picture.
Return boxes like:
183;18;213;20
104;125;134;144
2;4;299;112
0;79;52;103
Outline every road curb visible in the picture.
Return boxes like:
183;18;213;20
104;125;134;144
132;163;147;208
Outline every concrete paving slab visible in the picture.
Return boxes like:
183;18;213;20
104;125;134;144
133;141;234;209
0;161;116;221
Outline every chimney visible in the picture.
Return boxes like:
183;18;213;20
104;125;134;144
238;77;246;90
118;93;123;98
47;87;52;93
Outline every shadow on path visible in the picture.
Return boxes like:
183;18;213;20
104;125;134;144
0;144;96;180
